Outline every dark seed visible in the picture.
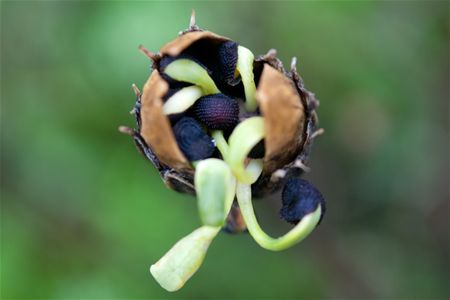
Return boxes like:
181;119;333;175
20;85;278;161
280;178;326;225
248;140;265;158
172;117;215;161
193;94;239;131
217;41;239;85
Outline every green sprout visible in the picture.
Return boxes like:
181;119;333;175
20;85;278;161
236;46;257;112
150;159;236;292
236;183;322;251
163;85;203;115
145;32;322;292
195;158;236;227
150;226;221;292
164;59;220;95
226;117;265;183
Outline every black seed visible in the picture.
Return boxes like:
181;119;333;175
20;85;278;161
217;41;239;85
172;117;215;161
193;94;239;131
248;140;265;158
280;178;326;225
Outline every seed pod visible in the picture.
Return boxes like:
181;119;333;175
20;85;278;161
173;117;215;161
122;14;322;222
280;178;326;225
193;93;239;131
121;13;325;292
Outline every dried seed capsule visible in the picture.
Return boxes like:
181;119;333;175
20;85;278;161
217;41;239;85
280;178;326;225
173;117;215;161
193;94;239;131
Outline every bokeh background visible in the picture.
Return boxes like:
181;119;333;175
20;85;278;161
1;1;449;299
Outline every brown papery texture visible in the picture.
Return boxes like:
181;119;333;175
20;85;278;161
140;70;191;171
160;31;229;57
256;64;305;174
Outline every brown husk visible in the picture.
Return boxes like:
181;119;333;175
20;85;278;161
160;31;229;57
140;70;191;171
256;64;305;175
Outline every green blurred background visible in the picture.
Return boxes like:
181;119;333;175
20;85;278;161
1;1;449;299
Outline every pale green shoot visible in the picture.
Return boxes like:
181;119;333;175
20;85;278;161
163;86;203;115
236;182;322;251
164;59;220;95
227;117;265;184
236;46;257;112
195;158;236;227
150;226;221;292
211;130;229;159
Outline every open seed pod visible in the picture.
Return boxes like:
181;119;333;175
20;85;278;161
120;11;325;292
123;21;320;198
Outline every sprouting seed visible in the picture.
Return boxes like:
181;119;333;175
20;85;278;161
122;11;325;292
173;117;215;162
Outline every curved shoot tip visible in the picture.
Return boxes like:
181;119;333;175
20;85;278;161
163;86;203;115
236;183;322;251
227;117;265;184
195;158;236;227
150;226;220;292
164;59;220;95
236;46;257;111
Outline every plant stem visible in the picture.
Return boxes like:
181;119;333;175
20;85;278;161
236;183;322;251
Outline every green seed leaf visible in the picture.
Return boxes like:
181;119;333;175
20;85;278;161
236;46;257;112
163;85;203;115
164;59;220;95
227;117;265;184
150;226;221;292
195;158;236;227
236;182;322;251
